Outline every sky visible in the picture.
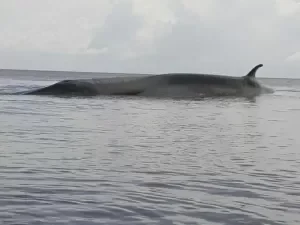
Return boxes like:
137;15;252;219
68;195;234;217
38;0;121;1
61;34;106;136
0;0;300;78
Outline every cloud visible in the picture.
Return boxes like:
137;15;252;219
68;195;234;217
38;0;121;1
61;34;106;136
276;0;300;16
0;0;112;53
88;0;144;59
286;52;300;62
0;0;299;77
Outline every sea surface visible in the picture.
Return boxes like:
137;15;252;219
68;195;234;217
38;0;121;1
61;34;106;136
0;69;300;225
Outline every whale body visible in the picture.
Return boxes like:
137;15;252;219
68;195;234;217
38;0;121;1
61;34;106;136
23;64;274;98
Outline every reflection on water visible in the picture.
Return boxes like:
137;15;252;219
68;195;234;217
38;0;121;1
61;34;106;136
0;76;300;224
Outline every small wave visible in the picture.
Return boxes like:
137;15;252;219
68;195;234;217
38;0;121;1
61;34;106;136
271;86;300;98
0;78;57;95
274;87;300;93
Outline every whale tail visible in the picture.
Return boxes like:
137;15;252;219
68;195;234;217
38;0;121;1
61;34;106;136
245;64;263;78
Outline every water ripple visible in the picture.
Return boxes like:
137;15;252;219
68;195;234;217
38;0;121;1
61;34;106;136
1;80;300;224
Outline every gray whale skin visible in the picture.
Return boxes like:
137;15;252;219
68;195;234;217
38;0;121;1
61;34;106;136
25;64;274;98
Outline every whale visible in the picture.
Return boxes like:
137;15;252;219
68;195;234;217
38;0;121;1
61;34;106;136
23;64;274;99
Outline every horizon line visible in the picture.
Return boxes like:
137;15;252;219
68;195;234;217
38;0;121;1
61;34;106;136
0;67;297;80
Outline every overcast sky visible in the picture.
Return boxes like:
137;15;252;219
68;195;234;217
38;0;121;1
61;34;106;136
1;0;299;77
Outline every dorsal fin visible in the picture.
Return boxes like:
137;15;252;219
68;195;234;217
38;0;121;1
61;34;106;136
245;64;263;78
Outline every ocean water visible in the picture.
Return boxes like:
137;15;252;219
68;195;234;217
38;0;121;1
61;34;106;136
0;69;300;225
